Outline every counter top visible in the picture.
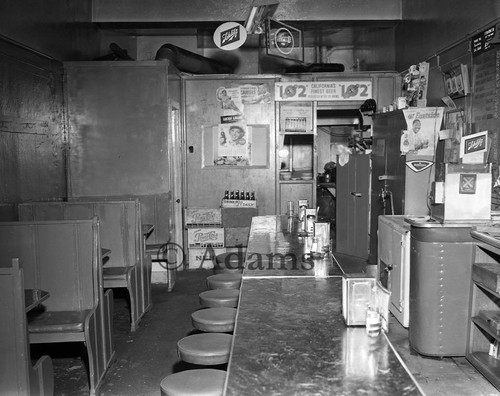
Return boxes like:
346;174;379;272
243;215;341;278
224;215;423;395
224;277;423;395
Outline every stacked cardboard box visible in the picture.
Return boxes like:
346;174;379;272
185;207;224;270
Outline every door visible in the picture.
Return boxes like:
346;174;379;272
168;100;184;274
336;154;370;259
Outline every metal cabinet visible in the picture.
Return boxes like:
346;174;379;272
378;215;410;327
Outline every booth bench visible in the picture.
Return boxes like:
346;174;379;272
0;219;114;396
19;199;153;331
0;258;54;396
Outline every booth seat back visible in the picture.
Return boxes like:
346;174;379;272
0;219;99;312
19;200;141;269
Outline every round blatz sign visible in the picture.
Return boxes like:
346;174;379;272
213;22;247;50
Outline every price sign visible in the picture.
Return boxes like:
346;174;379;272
275;81;372;101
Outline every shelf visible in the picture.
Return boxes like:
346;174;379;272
467;352;500;390
278;131;315;135
279;179;315;184
472;315;500;342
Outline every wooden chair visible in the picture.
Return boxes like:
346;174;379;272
19;200;152;331
0;219;114;396
0;258;54;396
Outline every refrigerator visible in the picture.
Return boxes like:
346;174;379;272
369;110;434;264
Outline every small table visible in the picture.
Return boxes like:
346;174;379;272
25;289;50;312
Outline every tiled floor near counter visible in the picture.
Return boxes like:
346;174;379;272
31;254;499;396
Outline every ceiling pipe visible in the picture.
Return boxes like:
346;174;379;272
155;43;233;74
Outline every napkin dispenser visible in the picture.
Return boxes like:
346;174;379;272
342;274;376;326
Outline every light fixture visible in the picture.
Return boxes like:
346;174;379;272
244;0;279;34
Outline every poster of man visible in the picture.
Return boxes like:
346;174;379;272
401;107;444;156
218;123;249;157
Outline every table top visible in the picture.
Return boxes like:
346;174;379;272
25;289;49;312
224;215;423;395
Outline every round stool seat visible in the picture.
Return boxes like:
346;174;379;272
215;252;245;273
191;307;237;333
206;273;242;290
177;333;232;365
160;368;226;396
199;289;239;308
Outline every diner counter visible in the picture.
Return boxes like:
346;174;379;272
223;215;423;395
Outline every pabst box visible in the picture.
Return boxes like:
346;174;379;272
187;227;225;248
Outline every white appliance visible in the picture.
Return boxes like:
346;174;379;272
378;215;411;327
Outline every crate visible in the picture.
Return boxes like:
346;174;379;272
187;227;225;248
221;199;257;208
188;247;226;270
185;207;222;227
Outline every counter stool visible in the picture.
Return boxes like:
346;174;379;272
214;252;245;273
177;333;232;365
206;273;242;290
199;289;239;308
191;307;237;333
160;368;226;396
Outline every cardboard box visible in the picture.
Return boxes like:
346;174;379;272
188;247;226;270
187;227;224;248
224;227;250;247
221;207;258;228
185;207;222;227
221;199;257;208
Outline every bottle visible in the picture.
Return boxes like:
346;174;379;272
246;191;250;200
235;190;239;200
230;190;235;199
224;190;229;199
251;191;255;201
366;307;381;337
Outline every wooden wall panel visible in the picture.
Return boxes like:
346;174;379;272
65;61;177;198
0;39;66;203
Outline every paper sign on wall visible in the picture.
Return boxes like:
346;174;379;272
460;130;488;163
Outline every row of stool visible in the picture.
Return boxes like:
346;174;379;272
160;252;244;396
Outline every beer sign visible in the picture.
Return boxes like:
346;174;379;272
213;22;247;51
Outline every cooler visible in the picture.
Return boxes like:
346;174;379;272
408;219;474;357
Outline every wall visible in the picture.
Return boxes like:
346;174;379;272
0;39;66;203
396;0;500;70
0;0;102;61
184;76;277;215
